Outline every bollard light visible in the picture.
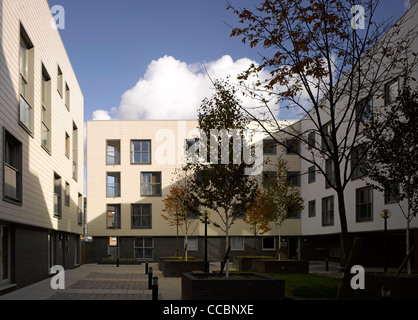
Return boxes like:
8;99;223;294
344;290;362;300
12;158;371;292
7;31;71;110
152;276;159;301
148;267;153;289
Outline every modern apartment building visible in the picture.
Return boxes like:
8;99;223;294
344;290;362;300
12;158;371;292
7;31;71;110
0;0;84;291
298;2;418;268
85;3;418;269
85;120;302;263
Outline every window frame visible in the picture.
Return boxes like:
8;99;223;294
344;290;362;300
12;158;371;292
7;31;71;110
53;172;62;218
106;204;121;229
308;200;316;218
131;140;151;164
322;196;334;226
356;187;373;222
3;130;23;205
230;236;244;251
131;204;152;229
140;172;162;196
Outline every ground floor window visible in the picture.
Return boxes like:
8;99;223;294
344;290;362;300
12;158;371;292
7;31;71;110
230;237;244;251
134;237;153;260
184;237;198;251
262;237;276;251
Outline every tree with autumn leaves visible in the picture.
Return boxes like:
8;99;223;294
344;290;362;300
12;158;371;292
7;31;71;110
244;157;304;259
162;169;200;261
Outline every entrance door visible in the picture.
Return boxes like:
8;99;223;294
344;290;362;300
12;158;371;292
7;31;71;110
0;226;11;285
288;238;299;260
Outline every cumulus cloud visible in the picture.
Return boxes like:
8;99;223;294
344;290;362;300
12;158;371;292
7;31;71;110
93;55;279;121
92;109;113;120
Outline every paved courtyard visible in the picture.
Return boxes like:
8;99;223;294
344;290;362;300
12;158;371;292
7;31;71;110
0;260;342;300
0;263;181;300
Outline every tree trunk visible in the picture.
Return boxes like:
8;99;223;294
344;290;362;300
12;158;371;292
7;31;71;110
336;188;350;267
407;199;411;274
225;213;230;278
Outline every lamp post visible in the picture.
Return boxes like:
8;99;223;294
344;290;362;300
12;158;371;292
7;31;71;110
204;210;209;273
380;209;391;272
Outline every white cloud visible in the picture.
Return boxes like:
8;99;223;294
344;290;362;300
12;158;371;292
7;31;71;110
92;55;279;121
92;109;112;120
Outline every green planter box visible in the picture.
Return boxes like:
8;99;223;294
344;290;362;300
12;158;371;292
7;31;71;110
252;259;309;273
159;257;207;277
181;272;286;300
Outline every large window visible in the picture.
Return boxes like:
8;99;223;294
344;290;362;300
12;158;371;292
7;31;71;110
134;237;153;260
286;139;299;154
308;166;316;183
321;122;332;151
287;171;300;187
325;159;335;189
72;122;78;181
131;204;152;228
141;172;162;196
322;196;334;226
131;140;151;164
107;172;121;197
77;193;83;226
356;187;373;222
41;65;51;151
351;146;367;180
54;173;62;218
308;200;316;217
385;78;399;105
57;65;63;97
263;139;276;155
106;140;120;165
107;204;121;229
262;237;276;251
384;182;400;204
19;25;34;134
4;130;22;204
356;98;372;128
230;237;244;251
65;83;70;111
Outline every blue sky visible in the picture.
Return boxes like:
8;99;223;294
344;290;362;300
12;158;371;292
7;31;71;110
48;0;408;122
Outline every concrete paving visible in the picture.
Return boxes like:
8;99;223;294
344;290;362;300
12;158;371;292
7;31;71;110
0;260;343;300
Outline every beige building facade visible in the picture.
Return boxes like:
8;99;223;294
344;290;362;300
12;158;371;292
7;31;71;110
86;120;302;262
0;0;84;290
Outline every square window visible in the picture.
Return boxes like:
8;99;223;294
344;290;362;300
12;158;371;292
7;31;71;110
262;237;276;250
131;204;152;228
141;172;162;196
263;139;277;155
230;237;244;251
131;140;151;164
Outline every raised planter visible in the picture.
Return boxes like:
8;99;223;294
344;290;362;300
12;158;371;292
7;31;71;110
233;256;272;271
360;273;418;300
182;272;286;300
252;259;309;273
159;257;207;277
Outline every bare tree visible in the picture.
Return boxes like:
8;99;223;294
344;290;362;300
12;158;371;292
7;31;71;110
227;0;418;265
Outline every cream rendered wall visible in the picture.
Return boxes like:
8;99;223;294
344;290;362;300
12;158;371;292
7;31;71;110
0;0;84;234
86;120;302;239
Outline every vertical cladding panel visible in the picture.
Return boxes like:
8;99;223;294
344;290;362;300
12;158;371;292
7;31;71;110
0;0;84;234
